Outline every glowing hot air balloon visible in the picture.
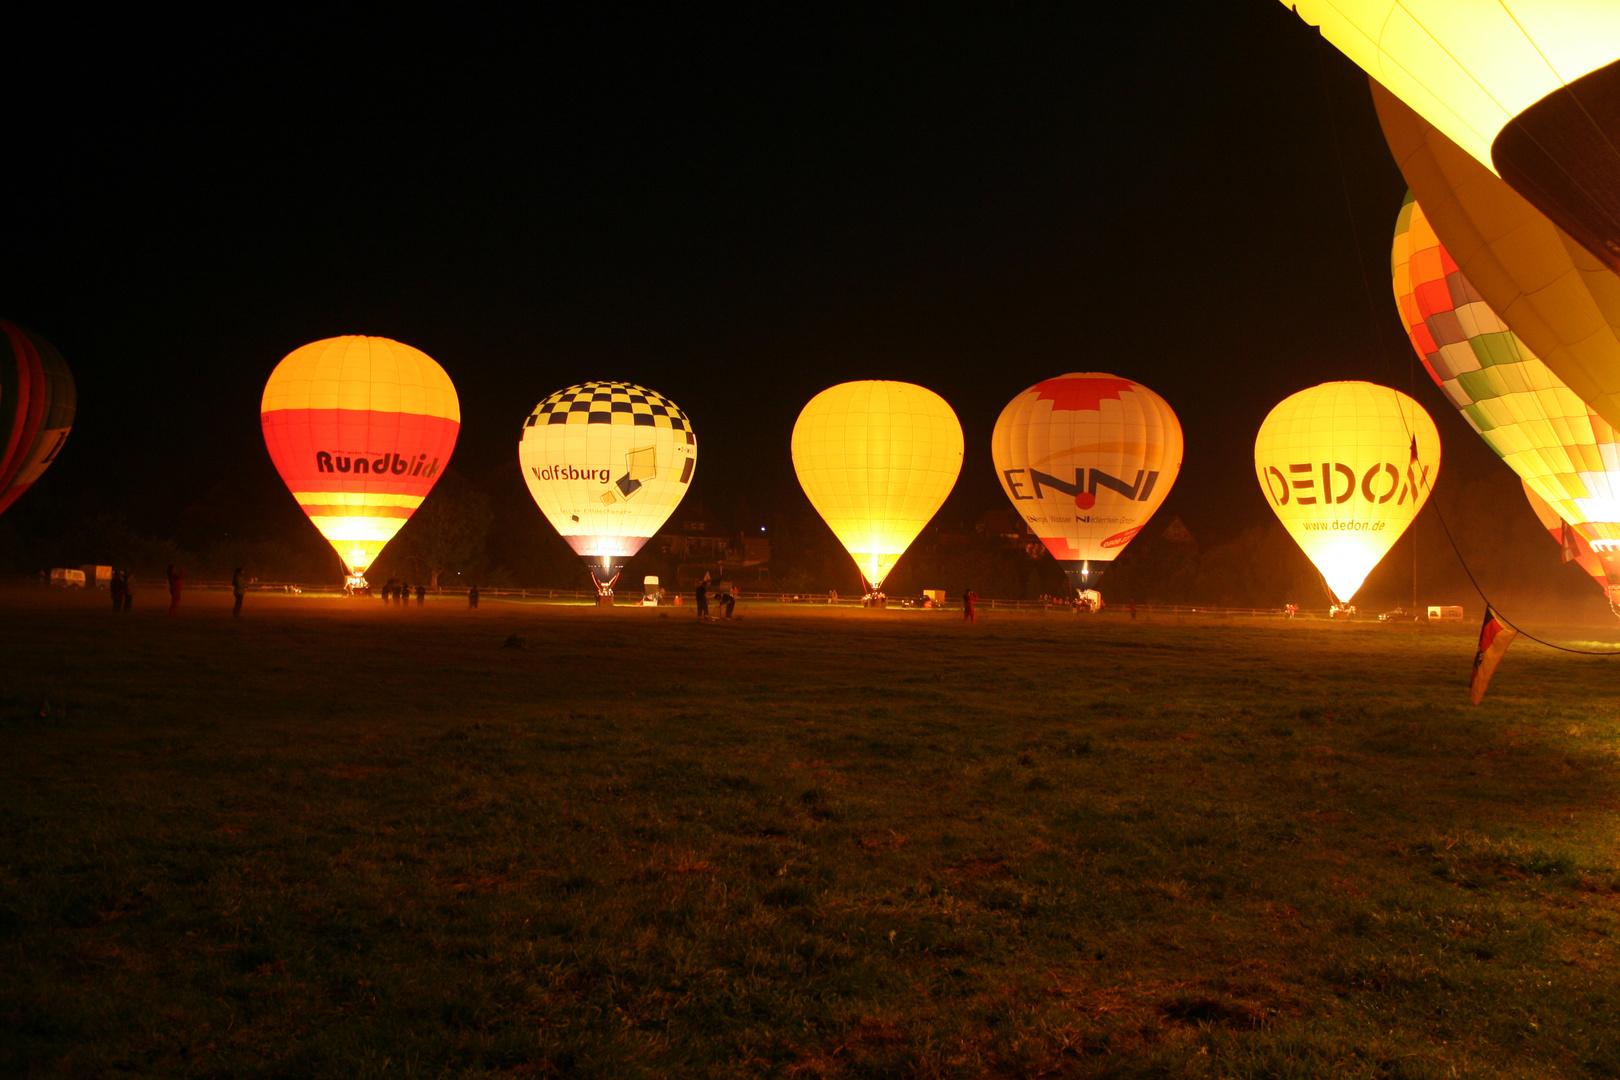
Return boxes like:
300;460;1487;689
0;319;75;516
1255;382;1441;604
791;380;963;591
1285;1;1620;277
1392;192;1620;607
519;381;696;596
991;373;1182;591
1521;478;1617;605
1373;84;1620;435
261;336;460;586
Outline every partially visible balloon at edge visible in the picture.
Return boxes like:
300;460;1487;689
1391;191;1620;606
1284;0;1620;278
1373;80;1620;436
0;318;76;516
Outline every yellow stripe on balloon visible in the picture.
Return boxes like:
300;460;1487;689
260;336;460;421
291;492;425;508
305;516;411;542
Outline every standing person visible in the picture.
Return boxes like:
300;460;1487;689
468;585;479;609
122;570;134;611
1128;600;1137;620
232;567;247;617
110;569;126;612
167;564;184;616
963;587;977;625
416;584;426;607
695;577;710;619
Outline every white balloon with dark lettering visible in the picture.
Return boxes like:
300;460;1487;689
991;373;1182;590
519;381;697;589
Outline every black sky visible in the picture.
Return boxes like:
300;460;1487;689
3;3;1514;546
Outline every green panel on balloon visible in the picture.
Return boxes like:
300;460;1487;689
1461;402;1494;435
1470;331;1524;370
1456;369;1503;404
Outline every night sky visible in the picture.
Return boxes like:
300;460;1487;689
4;4;1518;555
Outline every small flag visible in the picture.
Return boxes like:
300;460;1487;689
1470;606;1519;705
1560;520;1580;564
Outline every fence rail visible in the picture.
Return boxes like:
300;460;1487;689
18;576;1334;618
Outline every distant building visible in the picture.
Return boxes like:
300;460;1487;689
1161;516;1198;548
656;503;772;587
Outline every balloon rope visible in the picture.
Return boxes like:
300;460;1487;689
1425;496;1620;655
1311;28;1405;384
1309;28;1620;657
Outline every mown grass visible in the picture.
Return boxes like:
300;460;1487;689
3;588;1620;1078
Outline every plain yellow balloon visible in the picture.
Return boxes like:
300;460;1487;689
791;380;964;590
1255;382;1441;604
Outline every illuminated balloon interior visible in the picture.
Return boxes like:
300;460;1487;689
991;372;1182;592
519;381;697;596
261;336;460;583
791;380;963;590
1255;382;1440;604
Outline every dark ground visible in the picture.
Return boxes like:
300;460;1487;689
3;588;1620;1078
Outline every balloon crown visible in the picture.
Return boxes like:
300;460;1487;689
524;381;693;443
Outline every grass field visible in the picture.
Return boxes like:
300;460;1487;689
4;589;1620;1078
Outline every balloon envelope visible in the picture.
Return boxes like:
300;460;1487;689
791;380;963;589
261;336;460;577
1393;192;1620;568
518;381;696;584
0;319;75;516
990;373;1182;590
1373;82;1620;434
1255;382;1440;604
1286;1;1620;277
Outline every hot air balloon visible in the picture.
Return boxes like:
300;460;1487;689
791;380;963;592
0;319;75;516
1392;192;1620;608
990;373;1182;591
261;336;460;587
1255;382;1441;605
1373;83;1620;436
1284;1;1620;278
1520;478;1618;604
519;381;696;598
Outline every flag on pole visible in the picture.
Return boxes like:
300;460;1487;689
1470;607;1519;704
1560;520;1580;564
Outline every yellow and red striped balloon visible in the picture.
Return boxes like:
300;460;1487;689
261;336;459;578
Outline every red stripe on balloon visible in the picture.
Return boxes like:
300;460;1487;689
0;322;42;489
261;408;460;497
